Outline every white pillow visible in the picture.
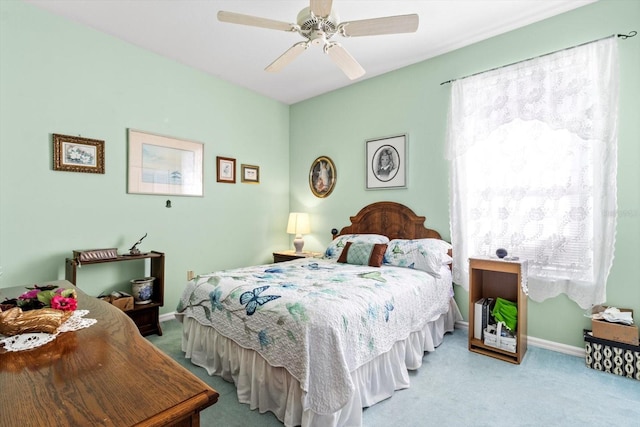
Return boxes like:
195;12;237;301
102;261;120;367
383;238;452;278
323;234;390;260
441;253;453;265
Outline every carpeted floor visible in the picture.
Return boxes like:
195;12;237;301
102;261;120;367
147;319;640;426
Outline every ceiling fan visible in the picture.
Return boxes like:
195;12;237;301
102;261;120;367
217;0;419;80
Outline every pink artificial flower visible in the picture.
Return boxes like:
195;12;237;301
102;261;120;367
51;295;78;311
19;289;40;300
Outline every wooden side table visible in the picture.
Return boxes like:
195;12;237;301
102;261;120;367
273;250;322;263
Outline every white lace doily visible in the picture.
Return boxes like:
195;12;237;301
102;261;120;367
0;309;97;352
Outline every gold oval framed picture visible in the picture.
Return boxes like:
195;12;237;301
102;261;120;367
309;156;336;198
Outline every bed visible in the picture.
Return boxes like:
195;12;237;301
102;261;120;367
176;201;462;426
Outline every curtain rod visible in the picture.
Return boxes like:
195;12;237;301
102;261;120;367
439;31;636;86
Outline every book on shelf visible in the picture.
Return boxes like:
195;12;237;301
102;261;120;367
475;297;496;340
474;298;485;340
485;298;496;334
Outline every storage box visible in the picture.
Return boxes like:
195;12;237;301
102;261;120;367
73;248;118;262
591;308;638;346
484;322;516;353
584;330;640;381
98;292;134;311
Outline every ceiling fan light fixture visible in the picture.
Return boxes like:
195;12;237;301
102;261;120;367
297;7;339;39
218;1;418;79
310;31;328;46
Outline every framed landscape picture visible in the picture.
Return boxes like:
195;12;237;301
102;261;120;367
127;129;204;196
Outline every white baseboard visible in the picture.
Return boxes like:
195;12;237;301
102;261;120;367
455;320;584;357
159;311;177;323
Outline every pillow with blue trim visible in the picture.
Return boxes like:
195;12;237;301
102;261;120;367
323;234;390;260
337;242;388;267
383;239;452;278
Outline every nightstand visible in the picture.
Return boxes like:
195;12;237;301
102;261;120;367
468;257;528;364
273;250;322;263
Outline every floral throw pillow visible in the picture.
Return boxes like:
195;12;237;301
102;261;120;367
323;234;390;260
383;239;452;278
337;242;388;267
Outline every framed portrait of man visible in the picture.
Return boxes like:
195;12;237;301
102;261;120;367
366;134;407;190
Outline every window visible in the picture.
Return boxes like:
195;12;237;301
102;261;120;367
446;38;618;308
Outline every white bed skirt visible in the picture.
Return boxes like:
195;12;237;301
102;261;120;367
178;298;461;427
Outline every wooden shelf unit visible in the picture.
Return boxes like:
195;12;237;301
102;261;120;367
65;251;165;336
468;257;527;364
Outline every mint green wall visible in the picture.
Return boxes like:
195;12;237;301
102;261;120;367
0;1;290;312
1;1;637;348
290;0;640;348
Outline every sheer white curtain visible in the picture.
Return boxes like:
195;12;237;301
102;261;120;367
446;37;619;309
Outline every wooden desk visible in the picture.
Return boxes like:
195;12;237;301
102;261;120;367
0;281;218;426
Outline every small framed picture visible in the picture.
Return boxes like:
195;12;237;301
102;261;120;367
309;156;336;198
53;134;105;174
241;164;260;183
366;134;407;190
216;156;236;183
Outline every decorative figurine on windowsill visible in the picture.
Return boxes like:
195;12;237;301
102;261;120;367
128;233;148;256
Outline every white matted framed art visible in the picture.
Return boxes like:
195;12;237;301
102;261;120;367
216;156;236;183
366;134;407;190
241;164;260;183
127;129;204;196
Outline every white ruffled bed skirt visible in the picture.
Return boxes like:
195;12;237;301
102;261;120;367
178;298;461;427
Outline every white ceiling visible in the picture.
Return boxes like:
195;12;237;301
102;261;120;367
25;0;596;105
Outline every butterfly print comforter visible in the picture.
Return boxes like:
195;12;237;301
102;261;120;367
177;258;452;414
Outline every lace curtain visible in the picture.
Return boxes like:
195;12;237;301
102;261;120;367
446;37;619;309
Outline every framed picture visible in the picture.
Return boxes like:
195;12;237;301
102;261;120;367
216;156;236;183
309;156;336;198
53;134;105;174
241;164;260;183
366;134;407;190
127;129;204;196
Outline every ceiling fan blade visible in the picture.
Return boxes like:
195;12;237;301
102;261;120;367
341;14;419;37
266;42;310;72
218;11;295;32
310;0;333;18
325;43;365;80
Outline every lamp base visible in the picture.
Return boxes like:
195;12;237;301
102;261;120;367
293;235;305;254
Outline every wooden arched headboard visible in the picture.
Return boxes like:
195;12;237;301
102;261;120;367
333;201;444;241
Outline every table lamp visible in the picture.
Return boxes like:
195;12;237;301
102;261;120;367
287;212;310;254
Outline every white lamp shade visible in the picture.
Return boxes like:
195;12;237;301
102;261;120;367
287;213;310;235
287;213;310;254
